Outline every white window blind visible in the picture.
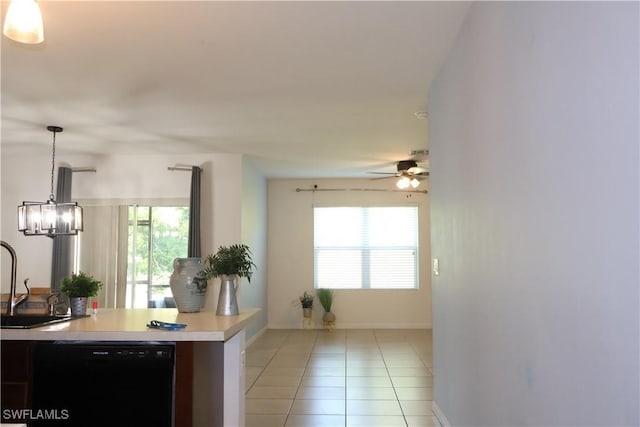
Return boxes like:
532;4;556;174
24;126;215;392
314;206;419;289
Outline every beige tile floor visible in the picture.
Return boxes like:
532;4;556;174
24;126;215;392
245;329;437;427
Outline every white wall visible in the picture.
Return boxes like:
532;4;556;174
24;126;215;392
2;153;55;289
267;178;431;329
240;159;268;337
429;2;638;425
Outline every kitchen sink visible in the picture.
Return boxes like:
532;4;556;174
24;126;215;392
1;314;86;329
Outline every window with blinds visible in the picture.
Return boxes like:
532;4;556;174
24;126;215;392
313;206;419;289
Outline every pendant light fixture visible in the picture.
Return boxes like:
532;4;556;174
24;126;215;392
3;0;44;44
18;126;83;237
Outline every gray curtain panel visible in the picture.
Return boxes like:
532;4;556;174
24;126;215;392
188;166;202;258
50;167;73;312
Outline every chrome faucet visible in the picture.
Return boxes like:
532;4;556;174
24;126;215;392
1;240;30;316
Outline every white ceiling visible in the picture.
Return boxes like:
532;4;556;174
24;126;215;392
1;1;470;178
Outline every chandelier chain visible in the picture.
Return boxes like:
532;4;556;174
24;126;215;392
49;129;56;200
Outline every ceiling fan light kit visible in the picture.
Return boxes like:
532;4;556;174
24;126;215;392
3;0;44;44
395;174;420;190
369;154;429;190
396;176;411;189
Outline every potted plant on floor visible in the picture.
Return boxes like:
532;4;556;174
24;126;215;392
200;244;257;316
316;288;336;330
60;272;102;316
299;291;314;319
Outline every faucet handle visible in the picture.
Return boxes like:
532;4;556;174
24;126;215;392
47;293;60;315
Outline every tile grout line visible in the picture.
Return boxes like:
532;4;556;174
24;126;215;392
376;329;410;427
285;330;317;427
342;332;348;427
245;330;288;394
282;329;297;427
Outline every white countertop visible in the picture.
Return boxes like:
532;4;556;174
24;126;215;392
0;308;260;342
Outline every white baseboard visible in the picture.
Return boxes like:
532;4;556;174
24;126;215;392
333;322;432;329
267;322;313;329
246;325;268;348
267;322;432;330
432;401;451;427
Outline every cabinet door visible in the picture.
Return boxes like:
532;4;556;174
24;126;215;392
1;341;34;415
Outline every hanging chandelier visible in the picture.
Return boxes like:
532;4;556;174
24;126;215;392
17;126;83;237
2;0;44;44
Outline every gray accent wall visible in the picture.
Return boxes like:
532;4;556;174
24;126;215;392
429;2;638;425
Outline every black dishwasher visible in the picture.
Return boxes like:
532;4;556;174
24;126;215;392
32;341;175;427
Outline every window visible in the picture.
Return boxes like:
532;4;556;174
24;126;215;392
314;206;419;289
127;206;189;308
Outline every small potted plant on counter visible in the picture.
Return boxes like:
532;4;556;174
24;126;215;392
60;272;102;316
299;291;314;319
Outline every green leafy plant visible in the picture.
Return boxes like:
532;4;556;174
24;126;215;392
60;272;103;297
200;244;257;282
299;291;314;308
316;288;333;312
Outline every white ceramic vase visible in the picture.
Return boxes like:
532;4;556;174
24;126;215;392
169;257;206;313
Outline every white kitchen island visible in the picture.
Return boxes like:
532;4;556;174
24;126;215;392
1;308;260;427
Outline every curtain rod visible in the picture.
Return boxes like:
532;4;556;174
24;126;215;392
295;188;427;194
168;165;195;172
71;167;96;173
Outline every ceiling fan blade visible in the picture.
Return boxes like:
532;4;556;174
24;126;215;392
407;166;428;174
368;172;398;175
370;175;395;180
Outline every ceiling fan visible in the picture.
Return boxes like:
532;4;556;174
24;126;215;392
369;154;429;189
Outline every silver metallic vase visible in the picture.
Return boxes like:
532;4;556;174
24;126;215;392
216;275;239;316
69;297;88;316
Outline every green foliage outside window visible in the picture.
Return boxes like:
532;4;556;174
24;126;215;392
127;206;189;308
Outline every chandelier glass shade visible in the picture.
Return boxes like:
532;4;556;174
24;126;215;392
3;0;44;44
18;201;83;237
17;126;83;237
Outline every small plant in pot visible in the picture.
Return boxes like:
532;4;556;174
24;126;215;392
60;272;102;316
299;291;314;318
316;288;336;330
200;244;256;316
